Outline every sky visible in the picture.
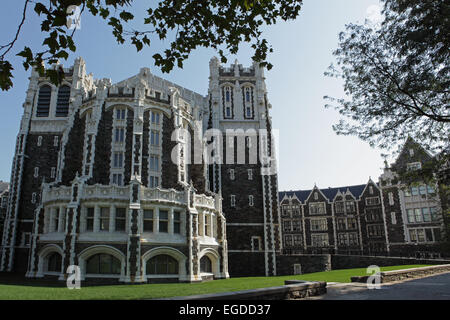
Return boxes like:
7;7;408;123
0;0;388;191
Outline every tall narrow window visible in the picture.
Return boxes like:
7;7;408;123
116;108;126;120
159;210;168;233
51;167;56;179
55;85;70;117
34;167;39;178
36;85;51;117
52;209;59;232
113;152;124;168
112;173;123;186
37;136;43;146
225;87;231;102
230;195;236;207
100;207;110;231
388;192;394;205
245;88;251;102
248;169;253;180
143;209;154;232
391;212;397;225
173;211;181;234
150;155;159;171
229;169;235;180
151;111;160;124
86;207;94;231
205;215;211;236
115;208;126;231
246;106;252;118
249;195;254;207
115;128;125;143
149;176;159;188
151;131;160;146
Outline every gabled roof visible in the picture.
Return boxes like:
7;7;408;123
279;184;367;204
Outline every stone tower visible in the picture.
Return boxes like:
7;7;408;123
206;57;282;276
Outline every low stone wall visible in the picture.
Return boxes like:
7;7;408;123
331;254;450;270
276;254;331;275
351;264;450;283
166;280;327;300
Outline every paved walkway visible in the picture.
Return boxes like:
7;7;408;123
307;272;450;300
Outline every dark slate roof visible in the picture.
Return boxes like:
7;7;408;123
279;184;367;203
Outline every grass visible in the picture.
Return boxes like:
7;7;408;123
0;265;428;300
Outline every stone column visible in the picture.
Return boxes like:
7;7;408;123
93;205;100;232
181;210;187;237
154;207;159;233
168;208;174;235
58;206;64;233
109;204;116;232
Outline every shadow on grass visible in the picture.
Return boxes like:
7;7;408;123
0;272;129;288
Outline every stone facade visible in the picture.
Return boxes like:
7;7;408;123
280;138;448;259
0;183;9;252
0;57;281;282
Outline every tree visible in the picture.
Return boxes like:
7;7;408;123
0;0;303;91
324;0;449;154
325;0;449;254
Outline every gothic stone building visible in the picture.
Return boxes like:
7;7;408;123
280;139;447;259
0;57;281;283
0;182;9;253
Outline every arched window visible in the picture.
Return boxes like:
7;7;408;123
47;252;62;272
225;87;231;102
146;254;178;275
36;85;51;117
245;87;251;102
55;85;70;117
200;256;212;273
86;254;121;274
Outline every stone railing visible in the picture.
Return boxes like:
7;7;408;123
42;183;220;211
351;264;450;283
41;185;72;203
141;187;186;205
83;185;129;200
193;194;216;210
164;280;327;300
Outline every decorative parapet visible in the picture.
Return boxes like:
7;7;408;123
41;184;223;211
193;194;216;210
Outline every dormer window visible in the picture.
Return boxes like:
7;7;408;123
369;186;374;195
409;149;414;157
314;192;318;200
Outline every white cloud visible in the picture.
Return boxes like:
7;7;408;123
366;4;383;25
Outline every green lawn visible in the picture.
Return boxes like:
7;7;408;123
0;265;428;300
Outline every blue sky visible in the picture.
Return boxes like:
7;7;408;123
0;0;387;191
